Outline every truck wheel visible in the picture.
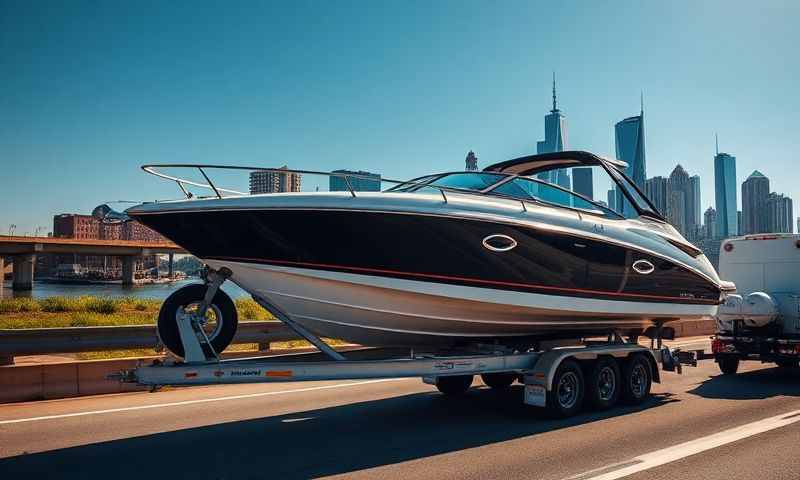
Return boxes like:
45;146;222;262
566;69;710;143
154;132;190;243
775;358;799;368
546;359;584;418
717;355;740;375
586;358;621;410
481;372;517;389
621;355;652;405
435;375;473;396
158;283;238;358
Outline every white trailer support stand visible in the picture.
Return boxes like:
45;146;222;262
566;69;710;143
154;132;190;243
121;301;688;416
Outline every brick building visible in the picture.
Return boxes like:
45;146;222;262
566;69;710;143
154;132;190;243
43;213;167;279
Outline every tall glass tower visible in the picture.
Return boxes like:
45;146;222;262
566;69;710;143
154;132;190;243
536;74;571;192
714;136;738;238
613;96;646;217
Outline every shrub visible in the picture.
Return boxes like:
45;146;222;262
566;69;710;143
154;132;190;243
235;298;273;321
85;297;118;314
40;296;80;312
0;297;41;313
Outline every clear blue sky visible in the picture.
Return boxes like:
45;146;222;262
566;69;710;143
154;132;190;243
2;0;799;234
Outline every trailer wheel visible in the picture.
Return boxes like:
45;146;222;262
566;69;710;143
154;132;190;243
435;375;473;396
481;372;517;389
158;283;238;358
586;358;621;410
621;355;652;405
546;359;584;418
717;355;740;375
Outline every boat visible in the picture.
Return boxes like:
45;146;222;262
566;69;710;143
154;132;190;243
122;151;733;355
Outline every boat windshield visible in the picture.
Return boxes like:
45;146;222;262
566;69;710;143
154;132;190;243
387;172;505;193
488;177;620;217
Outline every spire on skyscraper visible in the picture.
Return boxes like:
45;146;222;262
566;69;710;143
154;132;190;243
715;133;719;155
640;91;644;116
551;72;558;113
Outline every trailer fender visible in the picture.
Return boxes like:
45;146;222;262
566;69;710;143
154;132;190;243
522;345;660;392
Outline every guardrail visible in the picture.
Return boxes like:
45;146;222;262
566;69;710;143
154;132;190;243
0;321;301;365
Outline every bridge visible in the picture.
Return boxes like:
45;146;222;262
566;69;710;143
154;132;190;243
0;236;187;291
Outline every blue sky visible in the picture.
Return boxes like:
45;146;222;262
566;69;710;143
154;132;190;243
2;1;799;234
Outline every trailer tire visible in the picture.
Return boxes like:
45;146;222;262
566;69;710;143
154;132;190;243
158;283;238;358
481;372;517;389
436;375;473;396
717;355;739;375
546;359;584;418
586;358;621;410
621;355;652;405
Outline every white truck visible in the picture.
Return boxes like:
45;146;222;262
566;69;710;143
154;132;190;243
713;234;800;374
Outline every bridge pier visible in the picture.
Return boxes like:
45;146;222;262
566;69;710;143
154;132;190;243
168;253;174;279
122;257;136;286
12;254;36;291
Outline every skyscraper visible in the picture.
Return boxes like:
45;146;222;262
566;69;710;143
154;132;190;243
667;165;690;234
536;73;571;191
465;151;478;171
704;207;718;239
614;96;646;217
249;166;302;194
607;188;617;212
572;168;593;200
644;176;668;215
766;193;793;233
741;170;770;234
688;175;701;234
329;170;381;192
614;95;646;189
714;137;737;238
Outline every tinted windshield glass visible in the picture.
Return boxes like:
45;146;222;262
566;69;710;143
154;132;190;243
427;172;505;191
491;177;618;217
606;167;661;217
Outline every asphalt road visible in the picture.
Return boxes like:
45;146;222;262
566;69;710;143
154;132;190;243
1;337;799;480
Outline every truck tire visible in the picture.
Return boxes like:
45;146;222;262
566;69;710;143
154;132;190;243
717;355;740;375
158;283;238;358
621;355;652;405
435;375;473;396
546;359;585;418
481;372;517;389
586;358;621;410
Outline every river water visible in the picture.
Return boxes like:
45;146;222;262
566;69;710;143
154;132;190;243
0;279;250;300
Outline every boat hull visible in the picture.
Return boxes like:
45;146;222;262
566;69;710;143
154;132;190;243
128;196;723;346
206;259;717;346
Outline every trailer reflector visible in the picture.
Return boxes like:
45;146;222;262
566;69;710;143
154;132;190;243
265;370;293;378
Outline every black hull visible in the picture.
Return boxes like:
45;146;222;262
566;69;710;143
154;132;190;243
130;209;721;305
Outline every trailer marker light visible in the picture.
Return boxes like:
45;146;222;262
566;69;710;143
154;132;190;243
266;370;293;378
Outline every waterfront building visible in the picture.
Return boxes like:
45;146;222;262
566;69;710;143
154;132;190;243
465;151;478;171
645;176;668;216
714;138;738;238
330;170;381;192
536;74;570;192
249;166;302;194
572;167;593;200
766;193;793;233
704;206;718;240
741;170;770;234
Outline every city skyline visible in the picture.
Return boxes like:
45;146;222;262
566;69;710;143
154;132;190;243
2;2;800;233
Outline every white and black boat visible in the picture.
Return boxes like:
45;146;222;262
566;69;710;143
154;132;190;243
123;151;732;355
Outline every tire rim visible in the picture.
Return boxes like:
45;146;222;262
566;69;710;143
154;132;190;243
176;302;224;341
597;366;616;401
557;371;580;409
630;364;647;397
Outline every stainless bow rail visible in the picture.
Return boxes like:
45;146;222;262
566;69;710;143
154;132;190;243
140;163;615;217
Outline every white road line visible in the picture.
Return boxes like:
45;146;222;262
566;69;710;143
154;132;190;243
566;409;800;480
0;378;409;425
